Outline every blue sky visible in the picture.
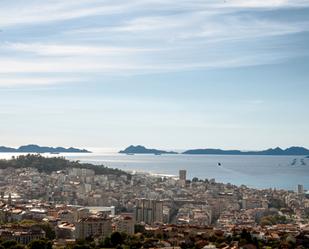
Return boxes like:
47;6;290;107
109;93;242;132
0;0;309;150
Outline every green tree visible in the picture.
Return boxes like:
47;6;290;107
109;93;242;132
38;223;56;240
134;224;145;233
10;245;25;249
111;232;123;246
192;177;199;182
100;236;112;248
27;239;52;249
240;229;252;244
1;240;17;249
72;245;91;249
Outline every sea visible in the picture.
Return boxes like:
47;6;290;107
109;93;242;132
0;152;308;191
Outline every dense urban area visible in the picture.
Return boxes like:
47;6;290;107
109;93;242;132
0;155;308;249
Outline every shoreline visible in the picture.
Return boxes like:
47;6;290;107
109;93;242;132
1;152;308;191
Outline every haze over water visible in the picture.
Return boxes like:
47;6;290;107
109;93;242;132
1;152;307;191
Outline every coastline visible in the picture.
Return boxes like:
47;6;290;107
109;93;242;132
1;152;308;191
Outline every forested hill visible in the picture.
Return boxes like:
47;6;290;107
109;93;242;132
0;154;128;176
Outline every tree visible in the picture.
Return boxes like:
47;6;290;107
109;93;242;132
72;245;91;249
134;224;145;233
10;245;25;249
111;232;123;246
38;223;56;240
240;229;252;244
1;240;17;249
100;236;112;248
192;177;199;182
27;240;52;249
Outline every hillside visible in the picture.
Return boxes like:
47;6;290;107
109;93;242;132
0;154;129;176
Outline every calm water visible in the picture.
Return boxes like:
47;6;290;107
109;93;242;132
1;152;308;190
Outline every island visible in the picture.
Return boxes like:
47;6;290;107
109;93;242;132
0;144;91;153
119;145;178;155
183;146;309;156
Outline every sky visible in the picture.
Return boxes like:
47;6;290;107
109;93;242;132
0;0;309;151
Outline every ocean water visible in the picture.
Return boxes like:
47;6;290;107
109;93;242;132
1;152;308;190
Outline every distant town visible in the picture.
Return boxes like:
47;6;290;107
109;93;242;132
0;154;308;248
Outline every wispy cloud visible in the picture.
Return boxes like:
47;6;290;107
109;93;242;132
1;0;308;28
0;0;138;27
0;0;309;86
0;76;80;86
3;43;161;56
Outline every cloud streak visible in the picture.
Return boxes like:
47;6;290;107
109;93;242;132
0;0;309;86
0;76;80;87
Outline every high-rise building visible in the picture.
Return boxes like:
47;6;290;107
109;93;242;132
135;199;163;224
179;170;187;187
298;184;304;195
115;215;135;235
75;216;112;239
179;170;187;181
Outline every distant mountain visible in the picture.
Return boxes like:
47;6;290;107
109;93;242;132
183;148;244;155
183;146;309;156
0;146;16;152
119;145;178;155
0;144;91;153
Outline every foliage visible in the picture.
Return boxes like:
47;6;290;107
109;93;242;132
259;215;288;226
268;197;286;209
10;245;25;249
99;236;112;248
134;224;145;233
72;245;91;249
240;229;252;243
111;232;123;246
304;207;309;218
0;225;308;249
1;240;17;249
192;177;199;182
37;223;56;240
0;154;129;176
27;239;52;249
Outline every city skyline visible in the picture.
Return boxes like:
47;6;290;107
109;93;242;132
0;0;309;150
